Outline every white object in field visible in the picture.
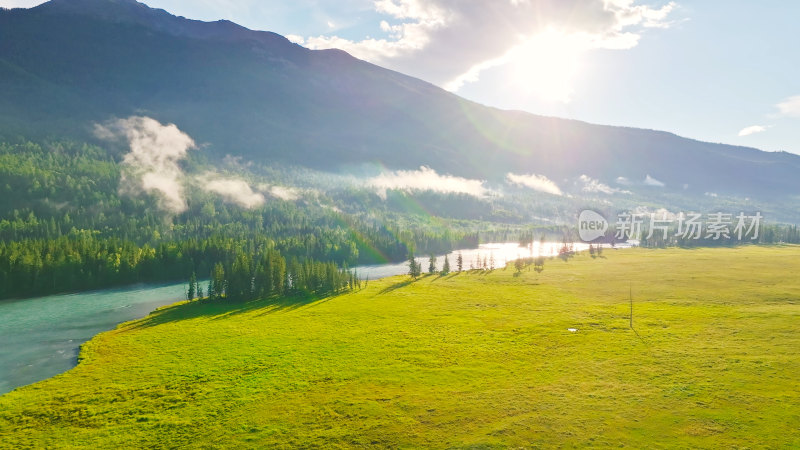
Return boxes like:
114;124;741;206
568;328;578;333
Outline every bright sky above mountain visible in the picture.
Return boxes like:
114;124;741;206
3;0;798;154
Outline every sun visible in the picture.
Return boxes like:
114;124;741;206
507;29;588;103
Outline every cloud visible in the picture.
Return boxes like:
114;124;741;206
286;34;305;44
506;172;562;196
443;51;510;92
776;95;800;118
298;0;676;98
367;166;488;199
443;27;642;101
303;0;445;63
644;174;665;187
0;0;44;8
738;125;767;136
258;184;302;201
579;175;631;195
95;116;195;213
201;175;266;209
615;174;665;188
96;116;268;212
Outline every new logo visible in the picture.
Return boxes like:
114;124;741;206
578;210;608;242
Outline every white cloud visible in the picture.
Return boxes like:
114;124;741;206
298;0;675;100
579;174;631;195
776;95;800;118
304;0;446;63
96;116;271;212
615;176;632;185
367;166;488;199
286;34;305;44
506;172;562;196
0;0;44;7
738;125;767;136
95;116;195;213
614;174;666;188
644;174;665;187
444;52;510;92
201;175;265;209
261;184;302;201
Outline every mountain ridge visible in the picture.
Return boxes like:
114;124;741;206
31;0;289;45
1;0;798;199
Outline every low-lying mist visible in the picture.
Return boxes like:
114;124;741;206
92;116;797;224
95;116;287;213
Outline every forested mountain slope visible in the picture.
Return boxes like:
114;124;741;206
1;0;799;199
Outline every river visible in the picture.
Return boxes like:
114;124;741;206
0;241;631;394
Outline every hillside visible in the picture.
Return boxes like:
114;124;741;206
1;247;799;447
1;0;799;199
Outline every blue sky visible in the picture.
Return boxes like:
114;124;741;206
3;0;798;154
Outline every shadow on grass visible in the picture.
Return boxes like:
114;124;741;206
128;292;339;330
377;278;419;295
429;273;459;283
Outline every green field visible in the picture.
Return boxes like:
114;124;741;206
1;246;799;448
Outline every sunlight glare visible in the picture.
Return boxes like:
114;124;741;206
508;29;588;103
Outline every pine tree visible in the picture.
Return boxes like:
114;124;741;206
428;254;437;274
254;252;272;298
271;251;286;295
187;271;197;300
229;253;252;301
211;263;226;299
408;249;420;278
442;255;451;275
456;252;463;272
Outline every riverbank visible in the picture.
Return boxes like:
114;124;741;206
0;243;538;394
2;246;798;448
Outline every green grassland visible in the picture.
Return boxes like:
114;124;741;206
1;246;799;448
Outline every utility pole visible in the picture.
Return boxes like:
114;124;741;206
629;282;633;329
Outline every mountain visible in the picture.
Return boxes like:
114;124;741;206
1;0;799;199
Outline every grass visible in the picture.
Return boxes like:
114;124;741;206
1;246;799;448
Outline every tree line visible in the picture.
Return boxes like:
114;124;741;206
188;248;361;303
0;230;368;300
0;139;478;299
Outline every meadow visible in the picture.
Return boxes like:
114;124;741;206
1;246;798;448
